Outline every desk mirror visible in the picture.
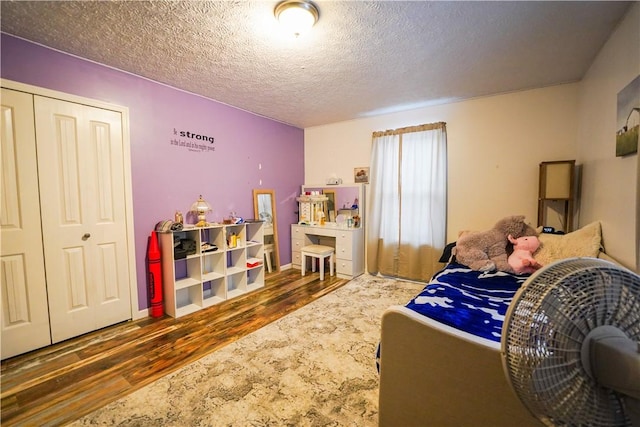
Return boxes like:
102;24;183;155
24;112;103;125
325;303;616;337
253;189;280;273
302;184;363;227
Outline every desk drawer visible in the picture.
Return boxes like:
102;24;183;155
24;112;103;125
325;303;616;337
291;237;305;267
336;259;353;276
291;225;305;239
336;230;354;241
291;238;306;253
292;224;336;237
336;234;353;260
292;251;302;267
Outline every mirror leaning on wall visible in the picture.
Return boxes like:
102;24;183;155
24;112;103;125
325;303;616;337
253;189;280;273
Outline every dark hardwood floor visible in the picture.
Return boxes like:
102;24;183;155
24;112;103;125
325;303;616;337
1;269;349;426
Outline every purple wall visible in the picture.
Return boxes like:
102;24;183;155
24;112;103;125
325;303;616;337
1;34;304;311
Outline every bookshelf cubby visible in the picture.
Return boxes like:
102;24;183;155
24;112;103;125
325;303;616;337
158;221;264;318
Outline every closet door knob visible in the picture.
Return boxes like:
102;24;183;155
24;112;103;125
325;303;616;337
82;233;91;240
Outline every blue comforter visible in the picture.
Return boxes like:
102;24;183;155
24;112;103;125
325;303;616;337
405;263;528;342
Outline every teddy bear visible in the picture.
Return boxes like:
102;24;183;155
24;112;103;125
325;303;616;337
454;215;537;273
507;234;543;275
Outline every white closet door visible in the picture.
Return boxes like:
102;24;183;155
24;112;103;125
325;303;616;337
1;89;52;359
35;96;132;343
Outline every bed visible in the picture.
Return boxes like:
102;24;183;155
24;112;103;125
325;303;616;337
377;221;608;427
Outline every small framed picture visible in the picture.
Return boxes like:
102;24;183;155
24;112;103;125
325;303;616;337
354;167;369;184
616;75;639;157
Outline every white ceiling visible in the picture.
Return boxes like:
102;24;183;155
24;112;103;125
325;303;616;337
0;1;632;128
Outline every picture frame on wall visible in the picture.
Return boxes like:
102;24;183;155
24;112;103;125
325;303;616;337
615;75;639;157
354;167;369;183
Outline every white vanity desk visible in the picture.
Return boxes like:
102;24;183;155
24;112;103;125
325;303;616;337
291;222;364;279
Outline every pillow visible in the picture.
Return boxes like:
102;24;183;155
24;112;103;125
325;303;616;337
534;221;602;265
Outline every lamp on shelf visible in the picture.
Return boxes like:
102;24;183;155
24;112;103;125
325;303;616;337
274;0;319;37
190;195;212;227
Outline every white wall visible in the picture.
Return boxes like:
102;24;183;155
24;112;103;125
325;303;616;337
305;84;579;243
305;4;638;272
576;3;639;271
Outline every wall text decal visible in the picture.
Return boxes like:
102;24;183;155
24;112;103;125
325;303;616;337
170;128;216;153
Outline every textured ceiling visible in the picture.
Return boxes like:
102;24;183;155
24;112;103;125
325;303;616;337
0;1;632;128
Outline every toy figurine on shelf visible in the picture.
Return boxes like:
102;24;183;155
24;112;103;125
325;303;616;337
231;211;244;224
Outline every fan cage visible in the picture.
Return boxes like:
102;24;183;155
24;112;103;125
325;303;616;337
501;257;640;427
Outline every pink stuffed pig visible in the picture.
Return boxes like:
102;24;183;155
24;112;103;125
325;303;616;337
507;234;543;275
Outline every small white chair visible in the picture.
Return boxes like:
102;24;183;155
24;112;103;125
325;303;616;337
301;244;335;280
263;243;274;273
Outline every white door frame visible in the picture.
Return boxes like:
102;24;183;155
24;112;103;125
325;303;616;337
1;79;141;320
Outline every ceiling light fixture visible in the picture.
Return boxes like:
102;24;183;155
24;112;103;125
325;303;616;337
274;0;319;37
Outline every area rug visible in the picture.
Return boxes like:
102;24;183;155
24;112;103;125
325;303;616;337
71;274;424;427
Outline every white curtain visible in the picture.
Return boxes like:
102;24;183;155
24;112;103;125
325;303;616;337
367;123;447;281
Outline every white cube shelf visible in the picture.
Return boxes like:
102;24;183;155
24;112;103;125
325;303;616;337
159;221;265;318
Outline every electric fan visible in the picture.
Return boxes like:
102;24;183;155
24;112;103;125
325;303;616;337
501;257;640;427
